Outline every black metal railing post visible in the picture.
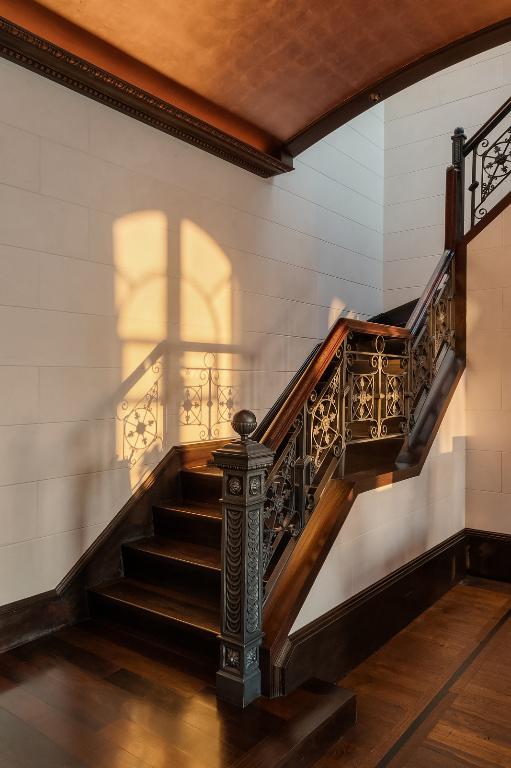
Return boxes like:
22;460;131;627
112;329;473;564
451;126;466;241
212;409;274;708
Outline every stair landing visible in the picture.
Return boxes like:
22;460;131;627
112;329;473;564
0;621;356;768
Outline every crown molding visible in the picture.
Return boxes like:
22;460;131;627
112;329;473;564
0;16;293;178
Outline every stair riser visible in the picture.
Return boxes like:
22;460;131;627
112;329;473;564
122;547;221;600
180;471;222;502
153;507;222;548
88;591;219;662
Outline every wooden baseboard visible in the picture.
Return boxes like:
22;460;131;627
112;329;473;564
3;524;511;687
279;531;467;694
466;528;511;583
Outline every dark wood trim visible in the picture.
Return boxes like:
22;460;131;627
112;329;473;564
280;529;511;696
464;95;511;155
462;189;511;244
232;680;356;768
0;15;293;178
0;589;73;654
466;528;511;583
286;17;511;157
261;480;356;696
406;249;455;335
280;531;467;694
454;240;467;363
0;438;226;653
444;166;458;251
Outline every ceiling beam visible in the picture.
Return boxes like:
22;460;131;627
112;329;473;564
286;17;511;158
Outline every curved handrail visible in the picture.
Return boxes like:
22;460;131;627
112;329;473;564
463;94;511;155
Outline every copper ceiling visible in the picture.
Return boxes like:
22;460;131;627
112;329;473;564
0;0;510;170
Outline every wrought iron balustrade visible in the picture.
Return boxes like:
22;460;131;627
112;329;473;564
260;255;457;577
210;106;498;704
462;96;511;228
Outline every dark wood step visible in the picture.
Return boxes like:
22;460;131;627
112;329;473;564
180;465;222;502
153;499;222;547
125;536;221;571
88;578;220;647
122;536;221;597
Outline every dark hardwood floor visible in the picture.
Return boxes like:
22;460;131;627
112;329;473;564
312;577;511;768
1;578;510;767
0;619;354;768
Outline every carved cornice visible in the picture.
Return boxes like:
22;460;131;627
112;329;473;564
0;16;293;178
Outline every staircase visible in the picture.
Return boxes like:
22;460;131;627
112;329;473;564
89;465;223;666
87;299;423;666
83;99;511;706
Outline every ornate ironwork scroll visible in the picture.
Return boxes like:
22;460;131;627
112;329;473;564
410;259;455;428
345;334;408;445
262;424;300;572
262;341;348;574
180;352;238;440
306;344;347;480
259;260;456;579
469;124;511;225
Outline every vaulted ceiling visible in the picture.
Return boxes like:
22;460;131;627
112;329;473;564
0;0;510;175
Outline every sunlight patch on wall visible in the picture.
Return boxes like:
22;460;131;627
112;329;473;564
328;297;345;328
179;218;237;442
114;210;168;487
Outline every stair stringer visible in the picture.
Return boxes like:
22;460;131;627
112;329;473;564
261;353;465;697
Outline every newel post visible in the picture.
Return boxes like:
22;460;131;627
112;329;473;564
451;126;466;242
212;409;274;708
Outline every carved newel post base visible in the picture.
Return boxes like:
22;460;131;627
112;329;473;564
212;410;274;708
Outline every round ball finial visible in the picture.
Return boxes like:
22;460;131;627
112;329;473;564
232;409;257;443
454;126;465;135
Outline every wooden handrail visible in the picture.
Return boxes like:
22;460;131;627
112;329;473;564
406;248;455;335
260;318;410;452
252;342;320;443
444;164;458;251
463;94;511;155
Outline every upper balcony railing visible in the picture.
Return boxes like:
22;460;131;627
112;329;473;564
459;95;511;230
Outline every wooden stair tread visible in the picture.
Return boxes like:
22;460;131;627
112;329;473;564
125;536;221;571
90;578;220;635
155;499;222;520
183;464;222;477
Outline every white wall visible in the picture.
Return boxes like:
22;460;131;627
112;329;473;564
5;35;507;610
384;41;511;309
466;209;511;533
0;58;384;605
292;379;466;632
293;43;511;632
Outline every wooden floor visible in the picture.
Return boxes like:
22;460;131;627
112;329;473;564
0;619;353;768
313;577;511;768
0;578;510;767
